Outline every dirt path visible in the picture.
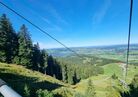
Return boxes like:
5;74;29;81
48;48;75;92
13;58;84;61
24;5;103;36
119;63;126;80
94;76;110;84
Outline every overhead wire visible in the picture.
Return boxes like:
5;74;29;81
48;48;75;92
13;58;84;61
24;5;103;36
0;1;84;59
125;0;133;81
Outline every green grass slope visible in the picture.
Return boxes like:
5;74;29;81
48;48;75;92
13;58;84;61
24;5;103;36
74;63;138;97
0;62;69;96
0;62;138;97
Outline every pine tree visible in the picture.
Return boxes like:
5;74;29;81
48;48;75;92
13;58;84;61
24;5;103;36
11;32;19;64
47;55;54;76
73;69;78;84
85;79;96;97
32;43;41;71
0;14;17;63
40;49;48;74
67;67;74;85
62;64;68;83
18;24;33;68
0;14;8;62
53;60;62;80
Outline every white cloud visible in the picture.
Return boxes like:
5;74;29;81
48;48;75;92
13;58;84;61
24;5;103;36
92;0;111;24
25;5;63;33
45;4;69;26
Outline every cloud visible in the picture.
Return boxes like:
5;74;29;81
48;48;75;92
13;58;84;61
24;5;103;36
24;6;63;33
45;4;69;26
46;24;63;32
27;8;52;25
9;1;64;33
92;0;111;24
41;17;52;25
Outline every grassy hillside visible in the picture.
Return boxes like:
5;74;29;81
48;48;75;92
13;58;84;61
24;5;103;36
73;63;138;97
103;63;123;77
0;62;138;97
0;62;70;96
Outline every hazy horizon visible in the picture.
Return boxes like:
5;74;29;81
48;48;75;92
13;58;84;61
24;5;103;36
46;43;138;49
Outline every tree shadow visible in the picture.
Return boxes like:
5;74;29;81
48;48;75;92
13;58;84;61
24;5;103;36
33;81;62;90
0;71;63;96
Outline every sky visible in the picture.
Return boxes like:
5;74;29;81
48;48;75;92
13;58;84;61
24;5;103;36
0;0;138;48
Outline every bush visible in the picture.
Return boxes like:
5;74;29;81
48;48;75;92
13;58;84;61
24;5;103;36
23;84;30;97
111;73;118;79
36;89;54;97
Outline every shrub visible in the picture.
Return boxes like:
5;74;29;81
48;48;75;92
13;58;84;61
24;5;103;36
36;89;54;97
23;84;30;97
111;73;118;79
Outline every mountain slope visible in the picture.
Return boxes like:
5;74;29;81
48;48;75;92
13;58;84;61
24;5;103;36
0;62;69;96
0;62;137;97
73;63;138;97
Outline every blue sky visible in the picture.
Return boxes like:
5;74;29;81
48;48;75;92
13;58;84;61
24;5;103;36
0;0;138;48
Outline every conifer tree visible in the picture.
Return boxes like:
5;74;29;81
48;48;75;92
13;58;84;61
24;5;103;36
40;49;48;74
18;24;33;68
67;67;74;85
0;14;17;63
0;14;9;62
32;43;41;71
47;55;54;76
62;64;68;83
53;60;62;80
12;32;19;64
73;69;78;84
